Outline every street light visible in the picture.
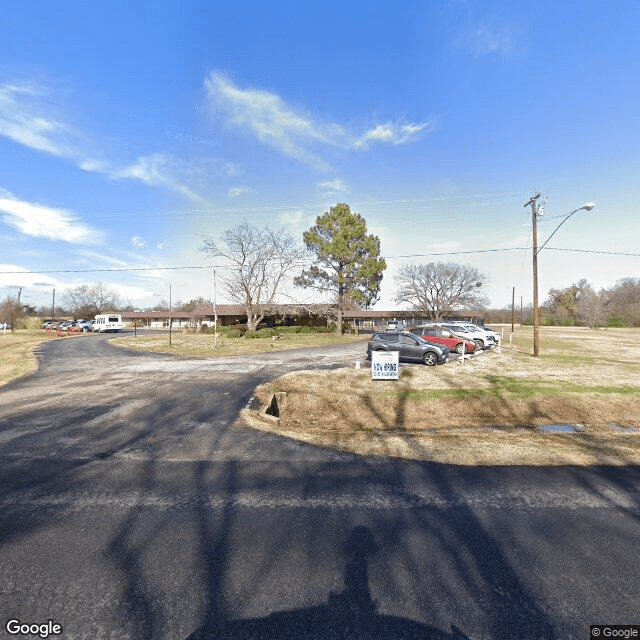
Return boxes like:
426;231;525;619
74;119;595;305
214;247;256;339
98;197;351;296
524;195;596;357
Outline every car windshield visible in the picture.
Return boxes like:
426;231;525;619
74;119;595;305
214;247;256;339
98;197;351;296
449;325;470;333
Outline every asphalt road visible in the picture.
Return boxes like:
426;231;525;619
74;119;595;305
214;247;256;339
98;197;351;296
0;333;638;639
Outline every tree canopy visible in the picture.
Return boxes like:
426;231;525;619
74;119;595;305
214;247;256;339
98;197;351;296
394;261;488;321
295;203;386;333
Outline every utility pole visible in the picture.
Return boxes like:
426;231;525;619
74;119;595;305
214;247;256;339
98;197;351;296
168;284;172;347
213;270;218;349
524;193;542;357
52;288;55;320
511;286;515;334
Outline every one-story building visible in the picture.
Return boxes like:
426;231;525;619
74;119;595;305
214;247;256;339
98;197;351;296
121;305;484;331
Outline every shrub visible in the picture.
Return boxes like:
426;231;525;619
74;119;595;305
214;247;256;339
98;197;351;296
606;316;631;328
210;325;231;335
228;328;244;338
278;326;302;334
257;327;279;337
298;326;312;334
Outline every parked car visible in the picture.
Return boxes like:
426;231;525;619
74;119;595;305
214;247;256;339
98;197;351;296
439;323;494;350
366;331;449;366
0;322;11;330
77;319;95;332
447;322;498;348
407;325;477;354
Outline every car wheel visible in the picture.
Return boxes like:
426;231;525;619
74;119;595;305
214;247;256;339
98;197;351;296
455;343;466;354
423;351;438;366
474;339;484;349
82;327;89;332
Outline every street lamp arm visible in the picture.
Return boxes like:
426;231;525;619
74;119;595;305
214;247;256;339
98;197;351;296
536;203;596;255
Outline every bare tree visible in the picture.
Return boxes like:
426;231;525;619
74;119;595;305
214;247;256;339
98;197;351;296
0;296;25;331
394;262;488;321
62;282;122;318
202;220;305;330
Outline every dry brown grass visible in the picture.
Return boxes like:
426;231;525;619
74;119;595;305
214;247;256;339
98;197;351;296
242;326;640;465
110;331;365;357
0;330;61;386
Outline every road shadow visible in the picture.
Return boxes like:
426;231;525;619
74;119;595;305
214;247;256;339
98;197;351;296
186;525;471;640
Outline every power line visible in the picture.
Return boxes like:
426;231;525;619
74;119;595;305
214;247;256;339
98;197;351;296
0;247;637;276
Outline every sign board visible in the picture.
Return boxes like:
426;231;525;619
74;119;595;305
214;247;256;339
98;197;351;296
371;350;399;380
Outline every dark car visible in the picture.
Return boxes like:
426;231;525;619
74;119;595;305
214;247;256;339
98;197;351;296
77;319;95;332
366;331;449;366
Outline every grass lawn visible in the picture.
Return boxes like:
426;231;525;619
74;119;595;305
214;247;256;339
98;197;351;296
0;329;62;386
242;326;640;466
110;330;366;357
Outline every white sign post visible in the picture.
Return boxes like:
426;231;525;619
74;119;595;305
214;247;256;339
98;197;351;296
371;350;399;380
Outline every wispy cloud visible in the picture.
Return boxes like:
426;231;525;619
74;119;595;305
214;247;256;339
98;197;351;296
317;178;350;198
205;72;433;168
0;263;63;289
354;122;433;149
0;80;212;204
228;186;251;198
131;236;145;248
456;20;519;57
0;82;81;159
278;209;306;226
0;189;104;244
112;154;208;204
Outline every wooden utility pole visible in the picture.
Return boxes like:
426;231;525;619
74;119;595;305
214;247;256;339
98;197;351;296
524;193;542;357
213;270;218;349
511;286;515;334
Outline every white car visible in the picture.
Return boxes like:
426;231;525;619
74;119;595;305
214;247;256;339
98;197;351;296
442;322;495;350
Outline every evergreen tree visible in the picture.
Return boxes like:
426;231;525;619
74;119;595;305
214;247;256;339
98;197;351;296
295;204;386;334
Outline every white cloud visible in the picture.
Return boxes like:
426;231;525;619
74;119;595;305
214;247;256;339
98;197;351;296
355;122;434;149
112;154;208;204
131;236;145;248
0;81;212;204
0;190;104;244
228;186;251;198
278;209;306;226
316;178;349;196
422;241;466;254
205;72;432;168
0;263;63;290
456;20;519;57
0;83;80;159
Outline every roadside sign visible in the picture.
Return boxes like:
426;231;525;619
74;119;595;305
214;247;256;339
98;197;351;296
371;350;399;380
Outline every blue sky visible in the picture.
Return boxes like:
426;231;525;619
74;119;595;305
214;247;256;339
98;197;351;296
1;1;639;313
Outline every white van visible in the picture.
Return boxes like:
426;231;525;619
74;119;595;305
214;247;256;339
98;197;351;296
94;313;125;332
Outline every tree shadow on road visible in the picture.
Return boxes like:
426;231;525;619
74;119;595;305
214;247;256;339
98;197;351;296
187;524;471;640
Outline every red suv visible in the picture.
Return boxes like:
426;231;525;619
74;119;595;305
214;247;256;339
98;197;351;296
407;325;477;354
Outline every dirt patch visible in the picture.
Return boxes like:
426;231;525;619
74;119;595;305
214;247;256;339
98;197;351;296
242;328;640;465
